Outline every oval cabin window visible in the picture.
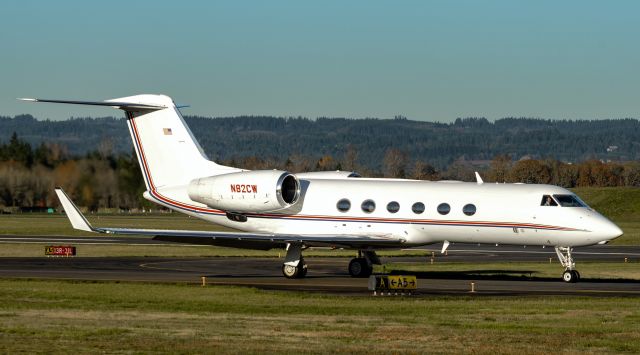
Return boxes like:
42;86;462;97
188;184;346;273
386;201;400;213
336;199;351;212
412;202;425;214
463;204;476;216
437;203;451;215
361;199;376;213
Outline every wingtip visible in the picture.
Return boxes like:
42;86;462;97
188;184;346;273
17;98;37;102
54;188;94;232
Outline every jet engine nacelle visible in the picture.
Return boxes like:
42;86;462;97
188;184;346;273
187;170;300;213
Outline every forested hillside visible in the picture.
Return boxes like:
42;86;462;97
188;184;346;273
0;118;640;212
1;115;638;170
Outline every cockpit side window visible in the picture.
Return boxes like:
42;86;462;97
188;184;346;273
553;194;587;207
541;195;558;206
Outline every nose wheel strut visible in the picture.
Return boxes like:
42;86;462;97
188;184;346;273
282;243;307;279
555;246;580;283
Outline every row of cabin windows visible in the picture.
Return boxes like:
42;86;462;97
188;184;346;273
336;199;476;216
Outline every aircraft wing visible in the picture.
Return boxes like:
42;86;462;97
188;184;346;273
55;188;405;250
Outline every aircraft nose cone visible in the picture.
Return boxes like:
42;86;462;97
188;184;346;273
608;223;624;240
598;220;623;242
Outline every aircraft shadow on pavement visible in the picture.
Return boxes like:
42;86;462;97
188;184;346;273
387;270;640;283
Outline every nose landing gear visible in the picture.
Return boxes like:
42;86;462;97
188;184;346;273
555;246;580;283
562;269;580;283
282;243;308;279
282;259;307;279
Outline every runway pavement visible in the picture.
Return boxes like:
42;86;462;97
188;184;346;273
0;241;639;296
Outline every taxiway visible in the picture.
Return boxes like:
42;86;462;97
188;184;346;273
0;240;639;296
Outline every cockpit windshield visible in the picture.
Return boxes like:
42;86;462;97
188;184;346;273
553;194;587;207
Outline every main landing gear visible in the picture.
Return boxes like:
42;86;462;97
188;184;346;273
281;245;381;279
555;246;580;283
348;250;380;278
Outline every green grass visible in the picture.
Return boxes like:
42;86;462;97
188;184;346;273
0;213;236;236
572;187;640;221
0;279;638;354
0;242;430;258
573;187;640;244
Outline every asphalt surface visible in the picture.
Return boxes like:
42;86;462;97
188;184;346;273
1;235;639;296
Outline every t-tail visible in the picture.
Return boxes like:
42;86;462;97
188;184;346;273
19;95;240;191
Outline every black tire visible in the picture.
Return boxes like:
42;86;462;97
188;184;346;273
572;270;580;283
562;270;576;283
298;258;307;278
348;258;372;278
282;260;308;279
282;264;300;279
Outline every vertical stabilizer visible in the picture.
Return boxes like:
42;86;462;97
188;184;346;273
116;95;239;189
20;94;240;190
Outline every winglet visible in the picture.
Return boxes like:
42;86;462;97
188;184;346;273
475;171;484;185
54;188;95;232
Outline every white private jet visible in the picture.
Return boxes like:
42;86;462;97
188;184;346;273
21;94;623;282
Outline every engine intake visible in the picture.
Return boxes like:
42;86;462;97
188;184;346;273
188;170;300;213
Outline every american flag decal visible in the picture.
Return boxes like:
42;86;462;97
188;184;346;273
163;128;173;135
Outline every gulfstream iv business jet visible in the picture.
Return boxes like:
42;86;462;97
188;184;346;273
21;95;623;282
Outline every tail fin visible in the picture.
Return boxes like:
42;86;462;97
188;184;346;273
20;94;239;189
119;95;239;188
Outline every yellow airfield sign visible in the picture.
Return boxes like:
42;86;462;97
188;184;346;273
368;275;417;291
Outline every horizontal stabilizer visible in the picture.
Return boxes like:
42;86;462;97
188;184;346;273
18;98;166;111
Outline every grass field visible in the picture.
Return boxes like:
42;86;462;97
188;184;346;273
0;213;234;237
0;279;638;354
572;187;640;245
0;241;420;258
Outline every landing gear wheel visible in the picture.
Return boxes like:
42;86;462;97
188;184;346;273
348;258;372;278
562;270;580;283
282;264;299;279
282;261;307;279
299;259;308;278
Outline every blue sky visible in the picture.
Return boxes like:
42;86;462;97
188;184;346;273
1;1;638;121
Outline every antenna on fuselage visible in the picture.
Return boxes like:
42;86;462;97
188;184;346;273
475;171;484;185
441;240;450;254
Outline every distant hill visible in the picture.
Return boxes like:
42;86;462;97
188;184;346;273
1;115;639;169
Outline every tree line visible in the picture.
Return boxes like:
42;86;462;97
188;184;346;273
2;115;640;171
1;133;639;211
0;133;146;212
